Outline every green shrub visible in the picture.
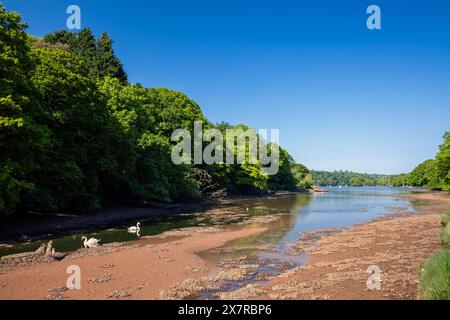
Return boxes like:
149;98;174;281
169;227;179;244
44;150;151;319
441;209;450;226
419;249;450;300
441;224;450;248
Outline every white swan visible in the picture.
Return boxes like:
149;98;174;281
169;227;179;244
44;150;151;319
127;222;141;233
81;236;101;248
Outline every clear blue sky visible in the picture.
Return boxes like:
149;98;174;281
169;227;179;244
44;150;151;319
4;0;450;174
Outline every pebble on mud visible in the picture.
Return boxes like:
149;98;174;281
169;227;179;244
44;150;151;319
218;284;265;300
106;290;131;299
47;287;68;300
88;274;112;283
159;279;204;300
207;268;249;281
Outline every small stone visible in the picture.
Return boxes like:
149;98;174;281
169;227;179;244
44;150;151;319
106;290;131;299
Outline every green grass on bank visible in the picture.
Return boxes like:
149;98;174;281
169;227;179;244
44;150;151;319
419;209;450;300
419;249;450;300
441;224;450;248
441;209;450;248
442;209;450;227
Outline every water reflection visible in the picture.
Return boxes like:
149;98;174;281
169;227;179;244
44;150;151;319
198;187;417;298
223;187;416;251
0;214;202;257
0;187;417;260
281;187;415;243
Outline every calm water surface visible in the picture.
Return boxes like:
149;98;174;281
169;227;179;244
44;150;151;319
0;187;419;259
197;187;419;298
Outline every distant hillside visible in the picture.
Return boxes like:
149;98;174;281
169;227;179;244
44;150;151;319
311;170;392;187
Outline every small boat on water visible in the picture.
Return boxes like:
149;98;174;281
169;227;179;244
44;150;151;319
313;188;329;193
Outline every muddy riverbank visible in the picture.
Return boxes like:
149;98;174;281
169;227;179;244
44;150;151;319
0;191;301;243
0;189;448;300
256;191;450;300
0;225;269;299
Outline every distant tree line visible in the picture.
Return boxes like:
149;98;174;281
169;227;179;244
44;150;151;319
0;4;312;216
389;133;450;190
311;171;391;187
312;133;450;190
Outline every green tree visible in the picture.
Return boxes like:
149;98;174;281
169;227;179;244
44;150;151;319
433;132;450;190
43;28;127;84
209;123;270;193
98;77;206;202
407;159;436;186
291;163;313;189
0;4;50;215
401;133;450;190
25;47;120;211
97;32;127;84
0;2;314;216
267;146;296;190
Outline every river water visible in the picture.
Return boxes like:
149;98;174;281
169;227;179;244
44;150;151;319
0;187;418;261
196;186;419;298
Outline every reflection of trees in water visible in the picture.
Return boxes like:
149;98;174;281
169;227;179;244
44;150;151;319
238;193;312;212
198;195;315;299
231;194;313;248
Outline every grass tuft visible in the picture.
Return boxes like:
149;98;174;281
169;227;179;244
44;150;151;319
419;249;450;300
441;224;450;248
441;209;450;227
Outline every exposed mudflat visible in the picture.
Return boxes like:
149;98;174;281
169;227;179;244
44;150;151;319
257;191;449;300
0;190;448;300
0;223;269;299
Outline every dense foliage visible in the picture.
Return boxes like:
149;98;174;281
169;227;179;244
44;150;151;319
0;4;309;216
311;170;391;187
390;133;450;190
42;29;127;84
313;133;450;190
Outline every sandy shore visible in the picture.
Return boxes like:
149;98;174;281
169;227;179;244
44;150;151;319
0;190;448;300
261;191;450;300
0;191;300;243
0;225;268;300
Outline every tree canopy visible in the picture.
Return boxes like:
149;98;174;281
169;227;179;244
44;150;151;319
0;4;310;216
43;28;127;84
391;133;450;190
313;133;450;191
311;170;391;187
